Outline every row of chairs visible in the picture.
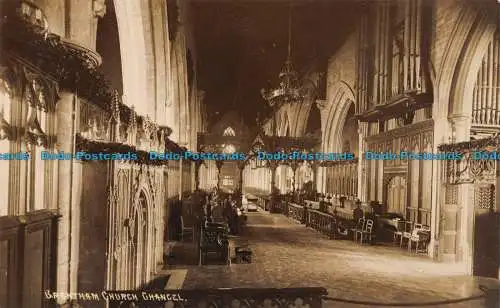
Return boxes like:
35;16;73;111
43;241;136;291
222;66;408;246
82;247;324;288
351;217;375;244
351;218;430;254
394;221;430;253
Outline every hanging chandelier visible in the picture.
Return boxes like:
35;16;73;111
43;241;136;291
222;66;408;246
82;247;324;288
261;3;304;108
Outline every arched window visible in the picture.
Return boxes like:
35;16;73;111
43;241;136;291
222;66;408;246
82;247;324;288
223;127;235;136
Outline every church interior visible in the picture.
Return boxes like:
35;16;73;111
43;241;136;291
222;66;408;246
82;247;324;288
0;0;499;307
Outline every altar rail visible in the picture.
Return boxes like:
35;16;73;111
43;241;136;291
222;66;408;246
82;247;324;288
107;287;327;308
273;201;357;238
305;209;336;238
288;203;306;223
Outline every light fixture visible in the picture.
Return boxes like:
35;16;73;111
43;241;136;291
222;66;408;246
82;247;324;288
261;3;305;108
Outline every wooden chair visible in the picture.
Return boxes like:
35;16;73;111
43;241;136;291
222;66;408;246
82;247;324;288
393;220;406;246
409;225;430;253
352;217;366;242
359;219;374;244
400;221;414;247
403;223;423;250
180;216;194;243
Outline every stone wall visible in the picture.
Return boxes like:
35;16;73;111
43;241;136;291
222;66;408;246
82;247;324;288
326;30;358;96
430;0;462;78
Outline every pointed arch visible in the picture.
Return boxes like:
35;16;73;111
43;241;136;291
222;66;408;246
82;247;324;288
131;173;154;287
436;6;498;141
322;81;356;152
449;13;497;118
278;111;291;137
289;102;312;137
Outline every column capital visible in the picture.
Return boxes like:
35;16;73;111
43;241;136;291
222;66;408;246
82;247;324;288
449;114;471;143
449;114;471;124
267;160;279;170
93;0;107;18
315;99;328;110
215;160;224;169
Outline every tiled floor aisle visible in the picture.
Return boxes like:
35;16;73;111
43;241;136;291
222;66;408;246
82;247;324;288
178;210;499;307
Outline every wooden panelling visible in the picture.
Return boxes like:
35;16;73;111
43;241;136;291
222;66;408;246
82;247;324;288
0;210;58;308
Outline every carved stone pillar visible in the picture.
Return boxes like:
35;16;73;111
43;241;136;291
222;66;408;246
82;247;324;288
458;183;475;275
269;161;278;207
317;166;325;194
194;160;202;190
216;160;224;190
358;122;368;201
311;163;318;194
449;115;471;143
178;157;183;200
237;161;245;191
190;161;196;192
290;162;299;192
55;92;77;301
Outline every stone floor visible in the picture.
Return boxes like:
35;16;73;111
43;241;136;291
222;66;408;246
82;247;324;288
166;210;499;308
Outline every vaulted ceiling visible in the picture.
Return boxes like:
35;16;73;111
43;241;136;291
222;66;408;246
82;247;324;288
192;0;360;128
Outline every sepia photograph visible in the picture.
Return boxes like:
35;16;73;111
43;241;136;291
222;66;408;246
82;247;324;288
0;0;499;307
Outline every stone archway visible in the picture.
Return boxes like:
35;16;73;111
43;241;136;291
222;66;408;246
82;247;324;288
130;173;154;287
317;81;357;194
434;4;499;274
322;81;356;152
436;6;498;142
288;102;314;137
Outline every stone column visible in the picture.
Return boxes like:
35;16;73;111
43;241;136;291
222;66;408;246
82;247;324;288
70;160;82;291
178;157;183;200
291;162;298;192
55;92;78;301
458;183;475;275
449;115;471;143
280;165;287;193
496;161;499;212
358;122;368;201
238;162;245;192
194;160;201;190
316;167;325;194
191;161;196;192
448;116;473;273
311;163;318;194
216;160;224;190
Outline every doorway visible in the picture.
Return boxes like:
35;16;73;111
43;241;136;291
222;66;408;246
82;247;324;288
472;184;499;278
